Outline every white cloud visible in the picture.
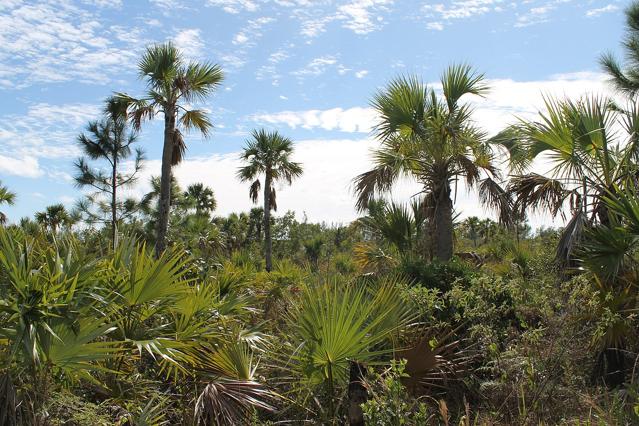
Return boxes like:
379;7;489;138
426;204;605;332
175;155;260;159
233;33;249;45
251;71;611;138
0;155;43;178
426;21;444;31
337;0;393;35
207;0;259;13
231;16;274;46
82;0;123;7
281;0;393;38
0;1;140;87
251;107;377;133
586;4;618;18
355;70;369;78
173;29;204;58
472;71;611;136
423;0;501;20
292;55;339;76
0;102;101;179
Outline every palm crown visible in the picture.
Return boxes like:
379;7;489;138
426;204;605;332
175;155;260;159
237;129;303;210
0;181;16;225
115;42;223;165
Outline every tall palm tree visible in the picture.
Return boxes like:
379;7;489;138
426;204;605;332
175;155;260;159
354;64;506;261
74;98;144;250
114;42;224;257
185;183;217;217
237;129;303;272
0;181;16;225
35;204;71;234
600;1;639;98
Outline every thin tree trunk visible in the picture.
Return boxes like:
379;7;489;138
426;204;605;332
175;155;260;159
433;181;454;261
111;156;118;251
263;172;273;272
347;361;367;426
155;105;175;258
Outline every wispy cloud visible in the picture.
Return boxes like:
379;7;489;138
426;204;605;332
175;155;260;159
251;107;377;133
173;29;205;58
232;16;275;46
207;0;259;14
586;4;618;18
0;1;144;88
0;102;101;179
292;55;339;76
422;0;502;20
283;0;393;38
0;154;43;178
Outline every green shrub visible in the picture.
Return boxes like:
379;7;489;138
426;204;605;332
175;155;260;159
397;257;475;292
361;360;430;425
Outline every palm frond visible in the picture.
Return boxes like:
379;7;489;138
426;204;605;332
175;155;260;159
179;109;213;138
478;177;514;227
441;63;489;111
172;129;186;165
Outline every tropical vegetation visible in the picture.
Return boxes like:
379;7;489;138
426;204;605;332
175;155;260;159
4;5;639;425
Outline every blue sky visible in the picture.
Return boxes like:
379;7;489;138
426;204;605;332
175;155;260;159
0;0;629;225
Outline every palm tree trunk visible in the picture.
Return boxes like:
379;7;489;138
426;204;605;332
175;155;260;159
263;172;273;272
433;181;454;261
111;157;118;251
155;105;175;258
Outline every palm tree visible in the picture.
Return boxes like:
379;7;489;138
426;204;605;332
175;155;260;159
358;199;427;255
35;204;71;234
600;1;639;98
495;95;639;264
0;181;16;225
247;207;264;242
114;42;224;257
237;129;303;272
140;176;190;242
185;183;217;217
74;98;144;250
462;216;481;248
354;64;506;261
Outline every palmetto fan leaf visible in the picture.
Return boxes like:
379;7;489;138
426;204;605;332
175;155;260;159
182;62;224;102
287;276;415;388
138;42;182;85
0;181;16;226
194;340;277;426
195;380;276;426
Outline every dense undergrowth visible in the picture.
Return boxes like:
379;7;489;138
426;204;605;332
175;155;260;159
0;214;638;425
